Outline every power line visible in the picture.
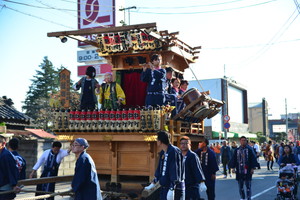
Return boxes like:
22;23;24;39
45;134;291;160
203;38;300;50
2;0;74;11
34;0;76;17
236;9;299;67
131;0;278;14
138;0;249;9
1;0;278;14
294;0;300;13
0;3;74;29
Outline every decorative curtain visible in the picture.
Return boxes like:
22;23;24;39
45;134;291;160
122;70;148;107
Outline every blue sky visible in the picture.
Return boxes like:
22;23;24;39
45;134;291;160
0;0;299;119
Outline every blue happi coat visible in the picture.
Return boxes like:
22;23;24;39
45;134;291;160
155;144;182;189
229;145;258;180
11;150;26;180
72;151;102;200
195;148;219;187
184;150;205;187
141;68;166;106
0;148;19;200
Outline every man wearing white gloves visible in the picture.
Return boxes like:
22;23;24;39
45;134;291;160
180;136;206;200
144;131;183;200
196;139;219;200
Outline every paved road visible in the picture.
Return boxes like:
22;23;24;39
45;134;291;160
16;158;299;200
201;157;298;200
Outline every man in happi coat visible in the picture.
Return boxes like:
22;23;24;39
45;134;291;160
195;139;219;200
71;138;102;200
141;54;166;107
144;131;184;200
229;136;258;200
29;141;70;200
8;138;26;180
180;136;206;200
0;135;21;200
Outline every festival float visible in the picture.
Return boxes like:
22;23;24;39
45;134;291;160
47;22;224;197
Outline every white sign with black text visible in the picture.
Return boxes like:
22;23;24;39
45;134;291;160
77;49;104;63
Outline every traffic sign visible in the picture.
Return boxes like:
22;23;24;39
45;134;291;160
223;115;230;121
224;122;231;129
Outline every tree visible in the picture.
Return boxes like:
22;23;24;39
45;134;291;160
22;57;78;131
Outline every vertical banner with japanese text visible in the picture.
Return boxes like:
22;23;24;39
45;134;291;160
59;69;71;108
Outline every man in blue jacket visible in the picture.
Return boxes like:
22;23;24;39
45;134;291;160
0;135;21;200
71;138;102;200
220;141;232;178
180;136;206;200
8;138;26;180
195;139;219;200
141;54;166;106
145;131;183;200
229;136;258;200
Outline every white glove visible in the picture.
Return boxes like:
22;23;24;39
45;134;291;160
167;189;174;200
199;182;207;192
144;183;155;190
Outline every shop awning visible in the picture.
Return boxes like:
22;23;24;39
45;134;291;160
212;131;235;138
230;132;257;139
212;131;257;139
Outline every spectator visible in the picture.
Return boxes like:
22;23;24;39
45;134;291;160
278;145;300;167
265;141;274;170
250;141;261;169
230;141;238;155
293;141;300;161
221;141;232;178
214;142;221;166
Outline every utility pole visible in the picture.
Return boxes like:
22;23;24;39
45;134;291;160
119;6;136;25
262;98;267;138
285;98;288;141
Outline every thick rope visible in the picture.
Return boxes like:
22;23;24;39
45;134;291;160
177;44;207;96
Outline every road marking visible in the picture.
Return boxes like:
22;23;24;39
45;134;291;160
251;186;276;199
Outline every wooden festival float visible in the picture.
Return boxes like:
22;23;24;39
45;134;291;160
47;23;223;197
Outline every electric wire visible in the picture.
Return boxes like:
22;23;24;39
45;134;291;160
0;3;74;29
1;0;277;14
235;9;299;67
136;0;250;9
294;0;300;13
34;0;76;17
203;38;300;50
131;0;277;15
58;0;249;8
